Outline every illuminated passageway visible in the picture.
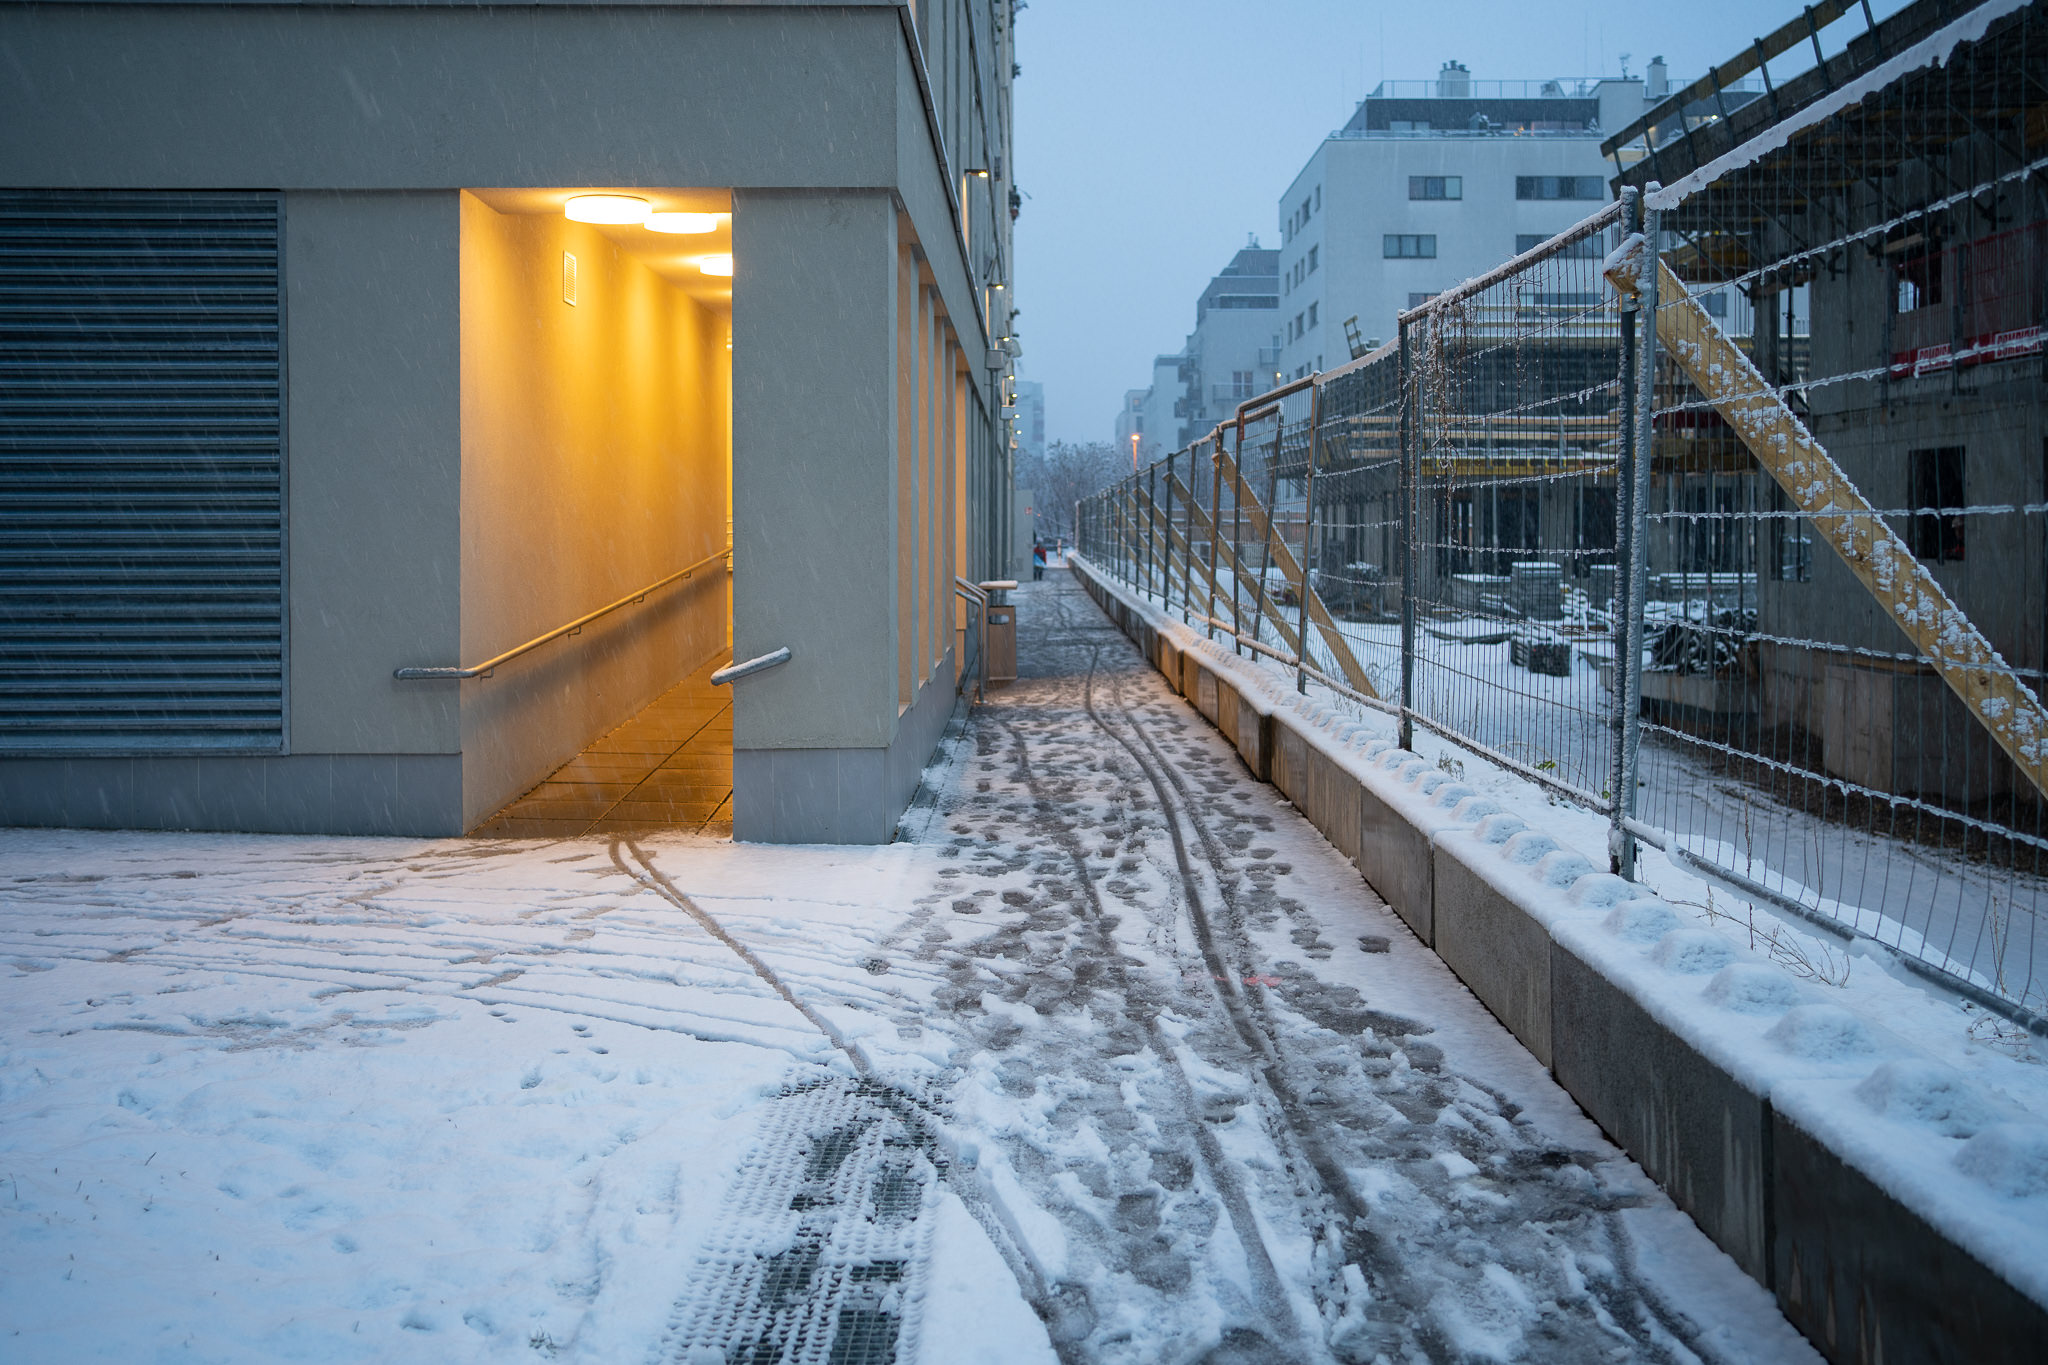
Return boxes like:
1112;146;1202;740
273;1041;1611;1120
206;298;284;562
471;657;733;838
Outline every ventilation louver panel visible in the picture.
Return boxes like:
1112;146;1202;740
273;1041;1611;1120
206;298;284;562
0;191;284;753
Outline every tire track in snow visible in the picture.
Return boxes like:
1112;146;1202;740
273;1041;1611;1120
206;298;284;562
1021;573;1721;1363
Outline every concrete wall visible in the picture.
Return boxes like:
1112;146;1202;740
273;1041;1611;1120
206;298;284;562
285;191;464;761
1071;553;2048;1365
456;192;731;825
0;1;1007;840
732;190;965;842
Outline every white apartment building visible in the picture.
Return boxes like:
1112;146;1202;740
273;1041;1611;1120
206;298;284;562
1276;63;1664;378
1113;355;1185;467
1179;244;1282;440
1013;380;1046;464
1112;243;1279;456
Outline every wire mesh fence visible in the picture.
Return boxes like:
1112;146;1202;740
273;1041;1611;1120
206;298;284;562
1400;202;1631;806
1077;0;2048;1031
1622;0;2048;1019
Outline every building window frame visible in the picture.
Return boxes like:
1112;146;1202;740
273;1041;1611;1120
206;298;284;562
1909;446;1966;562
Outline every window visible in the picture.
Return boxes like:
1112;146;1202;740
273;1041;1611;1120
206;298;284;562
1384;234;1437;259
1314;186;1322;212
1410;175;1463;200
1770;483;1811;582
1516;175;1605;201
1515;232;1603;259
1698;291;1729;317
1307;245;1319;274
1300;196;1311;223
1895;250;1942;313
1910;447;1965;562
1232;370;1256;399
1292;312;1304;338
1407;291;1440;308
1307;302;1319;329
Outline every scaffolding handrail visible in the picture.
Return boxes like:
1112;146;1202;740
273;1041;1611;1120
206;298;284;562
394;547;731;681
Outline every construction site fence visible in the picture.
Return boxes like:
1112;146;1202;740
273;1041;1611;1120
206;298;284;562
1078;95;2048;1033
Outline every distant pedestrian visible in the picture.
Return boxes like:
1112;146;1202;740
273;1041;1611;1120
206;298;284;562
1031;542;1047;581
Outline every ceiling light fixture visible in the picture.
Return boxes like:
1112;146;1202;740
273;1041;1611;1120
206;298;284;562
645;212;719;235
698;254;734;277
565;194;650;224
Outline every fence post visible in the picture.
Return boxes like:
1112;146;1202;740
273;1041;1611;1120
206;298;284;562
1296;378;1322;694
1182;447;1197;627
1398;315;1417;752
1145;459;1158;603
1208;431;1222;641
1163;450;1176;615
1122;478;1138;581
1247;411;1282;655
1232;421;1245;656
1612;192;1658;879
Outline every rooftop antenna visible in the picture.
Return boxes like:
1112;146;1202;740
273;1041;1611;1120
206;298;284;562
1619;51;1632;80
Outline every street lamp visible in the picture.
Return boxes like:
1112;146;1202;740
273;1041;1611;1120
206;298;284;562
1130;433;1139;471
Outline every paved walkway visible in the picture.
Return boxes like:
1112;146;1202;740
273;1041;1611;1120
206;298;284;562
897;568;1813;1364
470;654;733;838
0;570;1816;1364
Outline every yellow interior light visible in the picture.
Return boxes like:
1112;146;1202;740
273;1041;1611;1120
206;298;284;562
698;254;735;277
564;194;650;224
645;212;719;235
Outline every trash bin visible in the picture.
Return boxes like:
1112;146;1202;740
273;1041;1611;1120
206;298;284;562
980;579;1018;684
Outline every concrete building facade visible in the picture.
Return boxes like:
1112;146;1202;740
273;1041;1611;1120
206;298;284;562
1111;244;1279;456
1276;66;1671;379
0;0;1019;844
1012;379;1045;464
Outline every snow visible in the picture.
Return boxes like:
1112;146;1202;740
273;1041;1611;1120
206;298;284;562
1646;0;2031;212
0;569;1861;1362
1074;552;2048;1316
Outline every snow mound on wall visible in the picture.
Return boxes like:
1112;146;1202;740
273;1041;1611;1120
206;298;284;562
1766;1006;1879;1061
1955;1125;2048;1198
1702;964;1805;1016
1857;1060;2005;1139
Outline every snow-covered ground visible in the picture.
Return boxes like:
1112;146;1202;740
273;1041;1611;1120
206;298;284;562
1159;568;2048;1017
3;573;1821;1363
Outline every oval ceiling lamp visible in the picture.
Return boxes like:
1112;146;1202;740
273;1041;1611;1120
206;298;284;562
645;212;719;235
698;254;734;278
564;194;650;224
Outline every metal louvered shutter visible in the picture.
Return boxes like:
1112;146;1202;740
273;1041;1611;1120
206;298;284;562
0;191;284;753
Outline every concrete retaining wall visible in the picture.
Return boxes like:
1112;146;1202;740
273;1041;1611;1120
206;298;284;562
1069;557;2047;1365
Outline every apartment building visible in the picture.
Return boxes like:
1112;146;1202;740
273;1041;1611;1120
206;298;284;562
1013;380;1046;464
1111;243;1279;456
1276;63;1665;378
0;0;1018;844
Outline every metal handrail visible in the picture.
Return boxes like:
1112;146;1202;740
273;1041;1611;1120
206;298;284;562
393;546;731;680
711;646;791;685
954;578;988;701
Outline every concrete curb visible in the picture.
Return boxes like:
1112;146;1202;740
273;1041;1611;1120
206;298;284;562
1066;557;2048;1365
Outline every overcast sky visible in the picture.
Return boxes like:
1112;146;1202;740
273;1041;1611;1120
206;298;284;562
1010;0;1900;445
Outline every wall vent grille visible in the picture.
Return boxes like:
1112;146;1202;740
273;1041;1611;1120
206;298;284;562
0;191;286;753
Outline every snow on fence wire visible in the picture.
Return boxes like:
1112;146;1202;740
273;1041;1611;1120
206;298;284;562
1079;0;2048;1028
1617;0;2048;1026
